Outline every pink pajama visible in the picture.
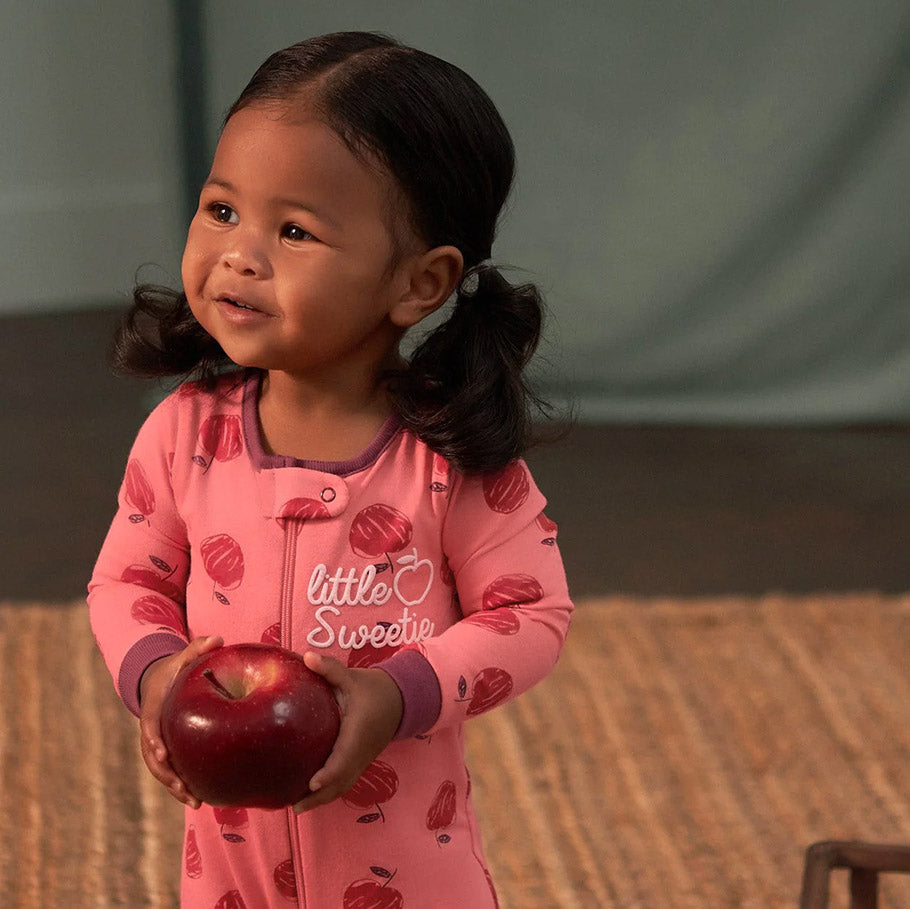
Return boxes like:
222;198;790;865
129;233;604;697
89;370;573;907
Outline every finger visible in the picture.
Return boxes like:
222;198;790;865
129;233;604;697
305;701;369;795
303;651;349;688
293;768;359;813
308;748;354;794
183;635;223;665
164;778;201;810
140;711;168;763
143;728;168;763
293;786;346;813
292;788;334;814
145;637;222;717
148;764;202;809
139;737;201;807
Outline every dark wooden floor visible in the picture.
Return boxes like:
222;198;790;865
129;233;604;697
2;306;909;601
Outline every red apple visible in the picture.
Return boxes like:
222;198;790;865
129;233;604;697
160;643;340;809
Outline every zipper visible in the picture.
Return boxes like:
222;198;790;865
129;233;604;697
280;518;306;908
280;520;298;651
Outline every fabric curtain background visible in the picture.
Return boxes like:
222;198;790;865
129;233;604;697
2;2;907;424
200;0;910;424
519;1;910;424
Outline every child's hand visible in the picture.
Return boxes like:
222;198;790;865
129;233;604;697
138;635;224;809
292;651;403;814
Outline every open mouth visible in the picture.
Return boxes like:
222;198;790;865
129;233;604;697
220;296;258;312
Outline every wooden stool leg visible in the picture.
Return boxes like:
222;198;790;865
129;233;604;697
800;842;834;909
849;868;878;909
800;841;910;908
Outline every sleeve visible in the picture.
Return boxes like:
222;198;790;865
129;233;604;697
87;394;191;717
380;459;573;737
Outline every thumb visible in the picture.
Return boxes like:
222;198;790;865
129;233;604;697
183;635;223;665
304;651;349;688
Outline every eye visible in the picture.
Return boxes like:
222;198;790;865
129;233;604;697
282;223;315;242
207;203;238;224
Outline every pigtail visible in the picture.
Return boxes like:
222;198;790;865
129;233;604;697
111;284;231;388
389;265;548;475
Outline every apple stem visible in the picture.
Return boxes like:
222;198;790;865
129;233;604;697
203;668;236;700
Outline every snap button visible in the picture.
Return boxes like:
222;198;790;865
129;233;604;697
321;487;337;503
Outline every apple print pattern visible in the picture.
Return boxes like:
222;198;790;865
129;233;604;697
426;780;457;845
149;553;176;577
260;622;281;646
215;891;246;909
124;459;155;524
200;534;244;605
429;452;449;493
213;806;248;843
277;497;331;537
536;510;558;546
463;609;520;635
342;759;399;823
457;668;514;716
460;574;542;636
482;462;530;513
482;574;544;610
177;379;203;398
347;628;401;668
343;868;403;909
349;504;413;572
185;825;202;879
120;564;183;602
131;594;184;635
193;414;243;471
273;859;297;901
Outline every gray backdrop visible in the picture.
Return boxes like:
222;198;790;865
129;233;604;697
4;1;909;423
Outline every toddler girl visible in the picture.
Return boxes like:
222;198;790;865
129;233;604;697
89;31;573;908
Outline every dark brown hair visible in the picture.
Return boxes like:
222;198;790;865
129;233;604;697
114;32;550;473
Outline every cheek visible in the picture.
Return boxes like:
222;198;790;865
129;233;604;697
181;223;212;292
179;251;193;294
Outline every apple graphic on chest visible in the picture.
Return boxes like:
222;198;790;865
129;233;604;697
160;643;340;809
392;547;435;606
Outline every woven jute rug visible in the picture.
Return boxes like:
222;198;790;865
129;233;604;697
1;595;908;908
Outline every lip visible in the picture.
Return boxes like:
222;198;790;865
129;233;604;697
213;294;274;323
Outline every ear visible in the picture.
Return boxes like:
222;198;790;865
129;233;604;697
390;245;463;329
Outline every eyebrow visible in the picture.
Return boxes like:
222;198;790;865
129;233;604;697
203;178;339;230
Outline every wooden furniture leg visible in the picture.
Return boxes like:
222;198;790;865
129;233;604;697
799;841;910;909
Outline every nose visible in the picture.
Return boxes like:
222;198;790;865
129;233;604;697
219;231;270;278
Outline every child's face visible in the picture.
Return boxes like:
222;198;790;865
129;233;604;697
181;102;418;379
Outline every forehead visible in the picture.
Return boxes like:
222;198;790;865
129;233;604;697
211;104;396;227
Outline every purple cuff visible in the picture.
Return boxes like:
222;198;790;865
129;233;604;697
118;633;187;717
376;649;442;740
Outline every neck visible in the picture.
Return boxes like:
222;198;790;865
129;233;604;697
261;355;402;422
255;356;405;462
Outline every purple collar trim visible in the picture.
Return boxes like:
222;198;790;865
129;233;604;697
241;370;402;477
